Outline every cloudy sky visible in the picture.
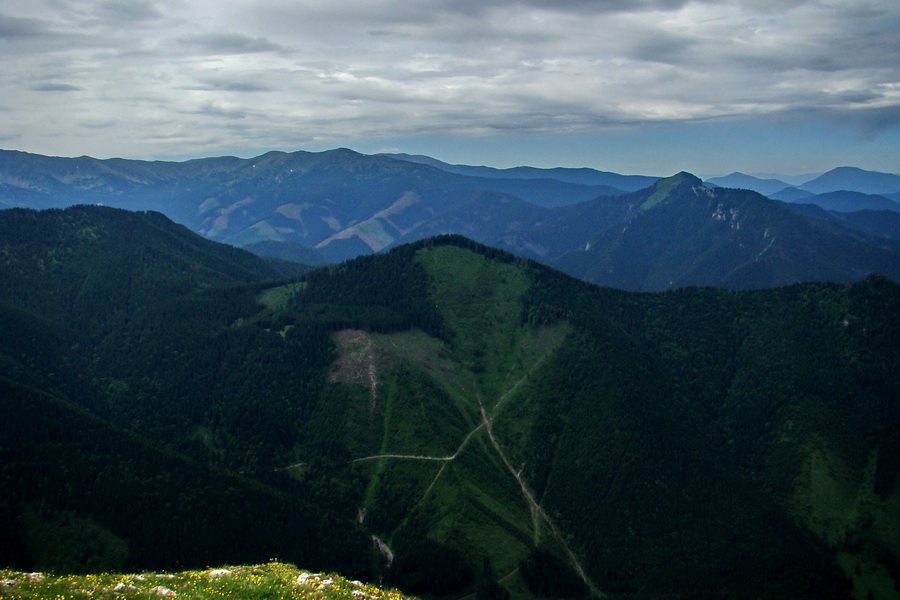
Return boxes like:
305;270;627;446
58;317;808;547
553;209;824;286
1;0;898;176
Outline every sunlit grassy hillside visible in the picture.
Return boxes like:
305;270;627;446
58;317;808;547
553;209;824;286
0;563;411;600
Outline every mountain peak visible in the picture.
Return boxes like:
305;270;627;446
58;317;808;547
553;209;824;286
801;166;900;195
674;170;702;183
704;172;792;196
641;171;703;209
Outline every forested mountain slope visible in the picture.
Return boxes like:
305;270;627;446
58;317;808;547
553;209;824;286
1;207;899;599
546;173;900;290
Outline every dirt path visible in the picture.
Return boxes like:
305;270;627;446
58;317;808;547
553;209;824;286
365;337;377;413
352;453;455;463
479;403;593;590
353;400;596;595
352;422;485;464
341;327;596;595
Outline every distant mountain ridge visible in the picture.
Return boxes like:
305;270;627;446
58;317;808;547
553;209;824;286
497;173;900;289
770;187;815;202
705;172;792;196
381;152;659;191
800;166;900;195
705;167;900;202
0;148;631;263
788;190;900;214
2;148;899;290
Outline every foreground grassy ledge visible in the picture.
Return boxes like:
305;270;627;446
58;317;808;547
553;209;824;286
0;562;413;600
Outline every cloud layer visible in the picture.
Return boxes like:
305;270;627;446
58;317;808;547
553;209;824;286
1;0;898;168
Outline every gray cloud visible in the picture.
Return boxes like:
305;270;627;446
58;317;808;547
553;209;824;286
627;32;697;65
834;105;900;137
193;102;251;119
79;119;119;129
1;0;897;169
191;77;273;92
437;0;696;15
0;13;52;38
92;0;163;23
177;32;287;55
30;82;82;91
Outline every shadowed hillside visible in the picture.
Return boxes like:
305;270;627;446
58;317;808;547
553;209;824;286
1;209;898;599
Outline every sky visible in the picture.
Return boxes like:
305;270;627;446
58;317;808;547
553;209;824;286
1;0;898;177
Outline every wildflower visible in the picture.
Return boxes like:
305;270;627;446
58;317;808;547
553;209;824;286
318;578;334;590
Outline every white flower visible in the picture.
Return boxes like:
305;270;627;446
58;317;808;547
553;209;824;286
150;585;177;597
318;578;334;590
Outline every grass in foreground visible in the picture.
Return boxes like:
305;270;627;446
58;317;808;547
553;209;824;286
0;562;413;600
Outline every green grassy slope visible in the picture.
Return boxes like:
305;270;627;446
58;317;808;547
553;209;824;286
294;243;570;590
0;563;411;600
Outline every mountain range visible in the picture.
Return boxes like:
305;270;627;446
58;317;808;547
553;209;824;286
706;168;900;211
2;149;899;291
381;152;658;190
1;206;899;599
535;173;900;290
0;148;626;261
